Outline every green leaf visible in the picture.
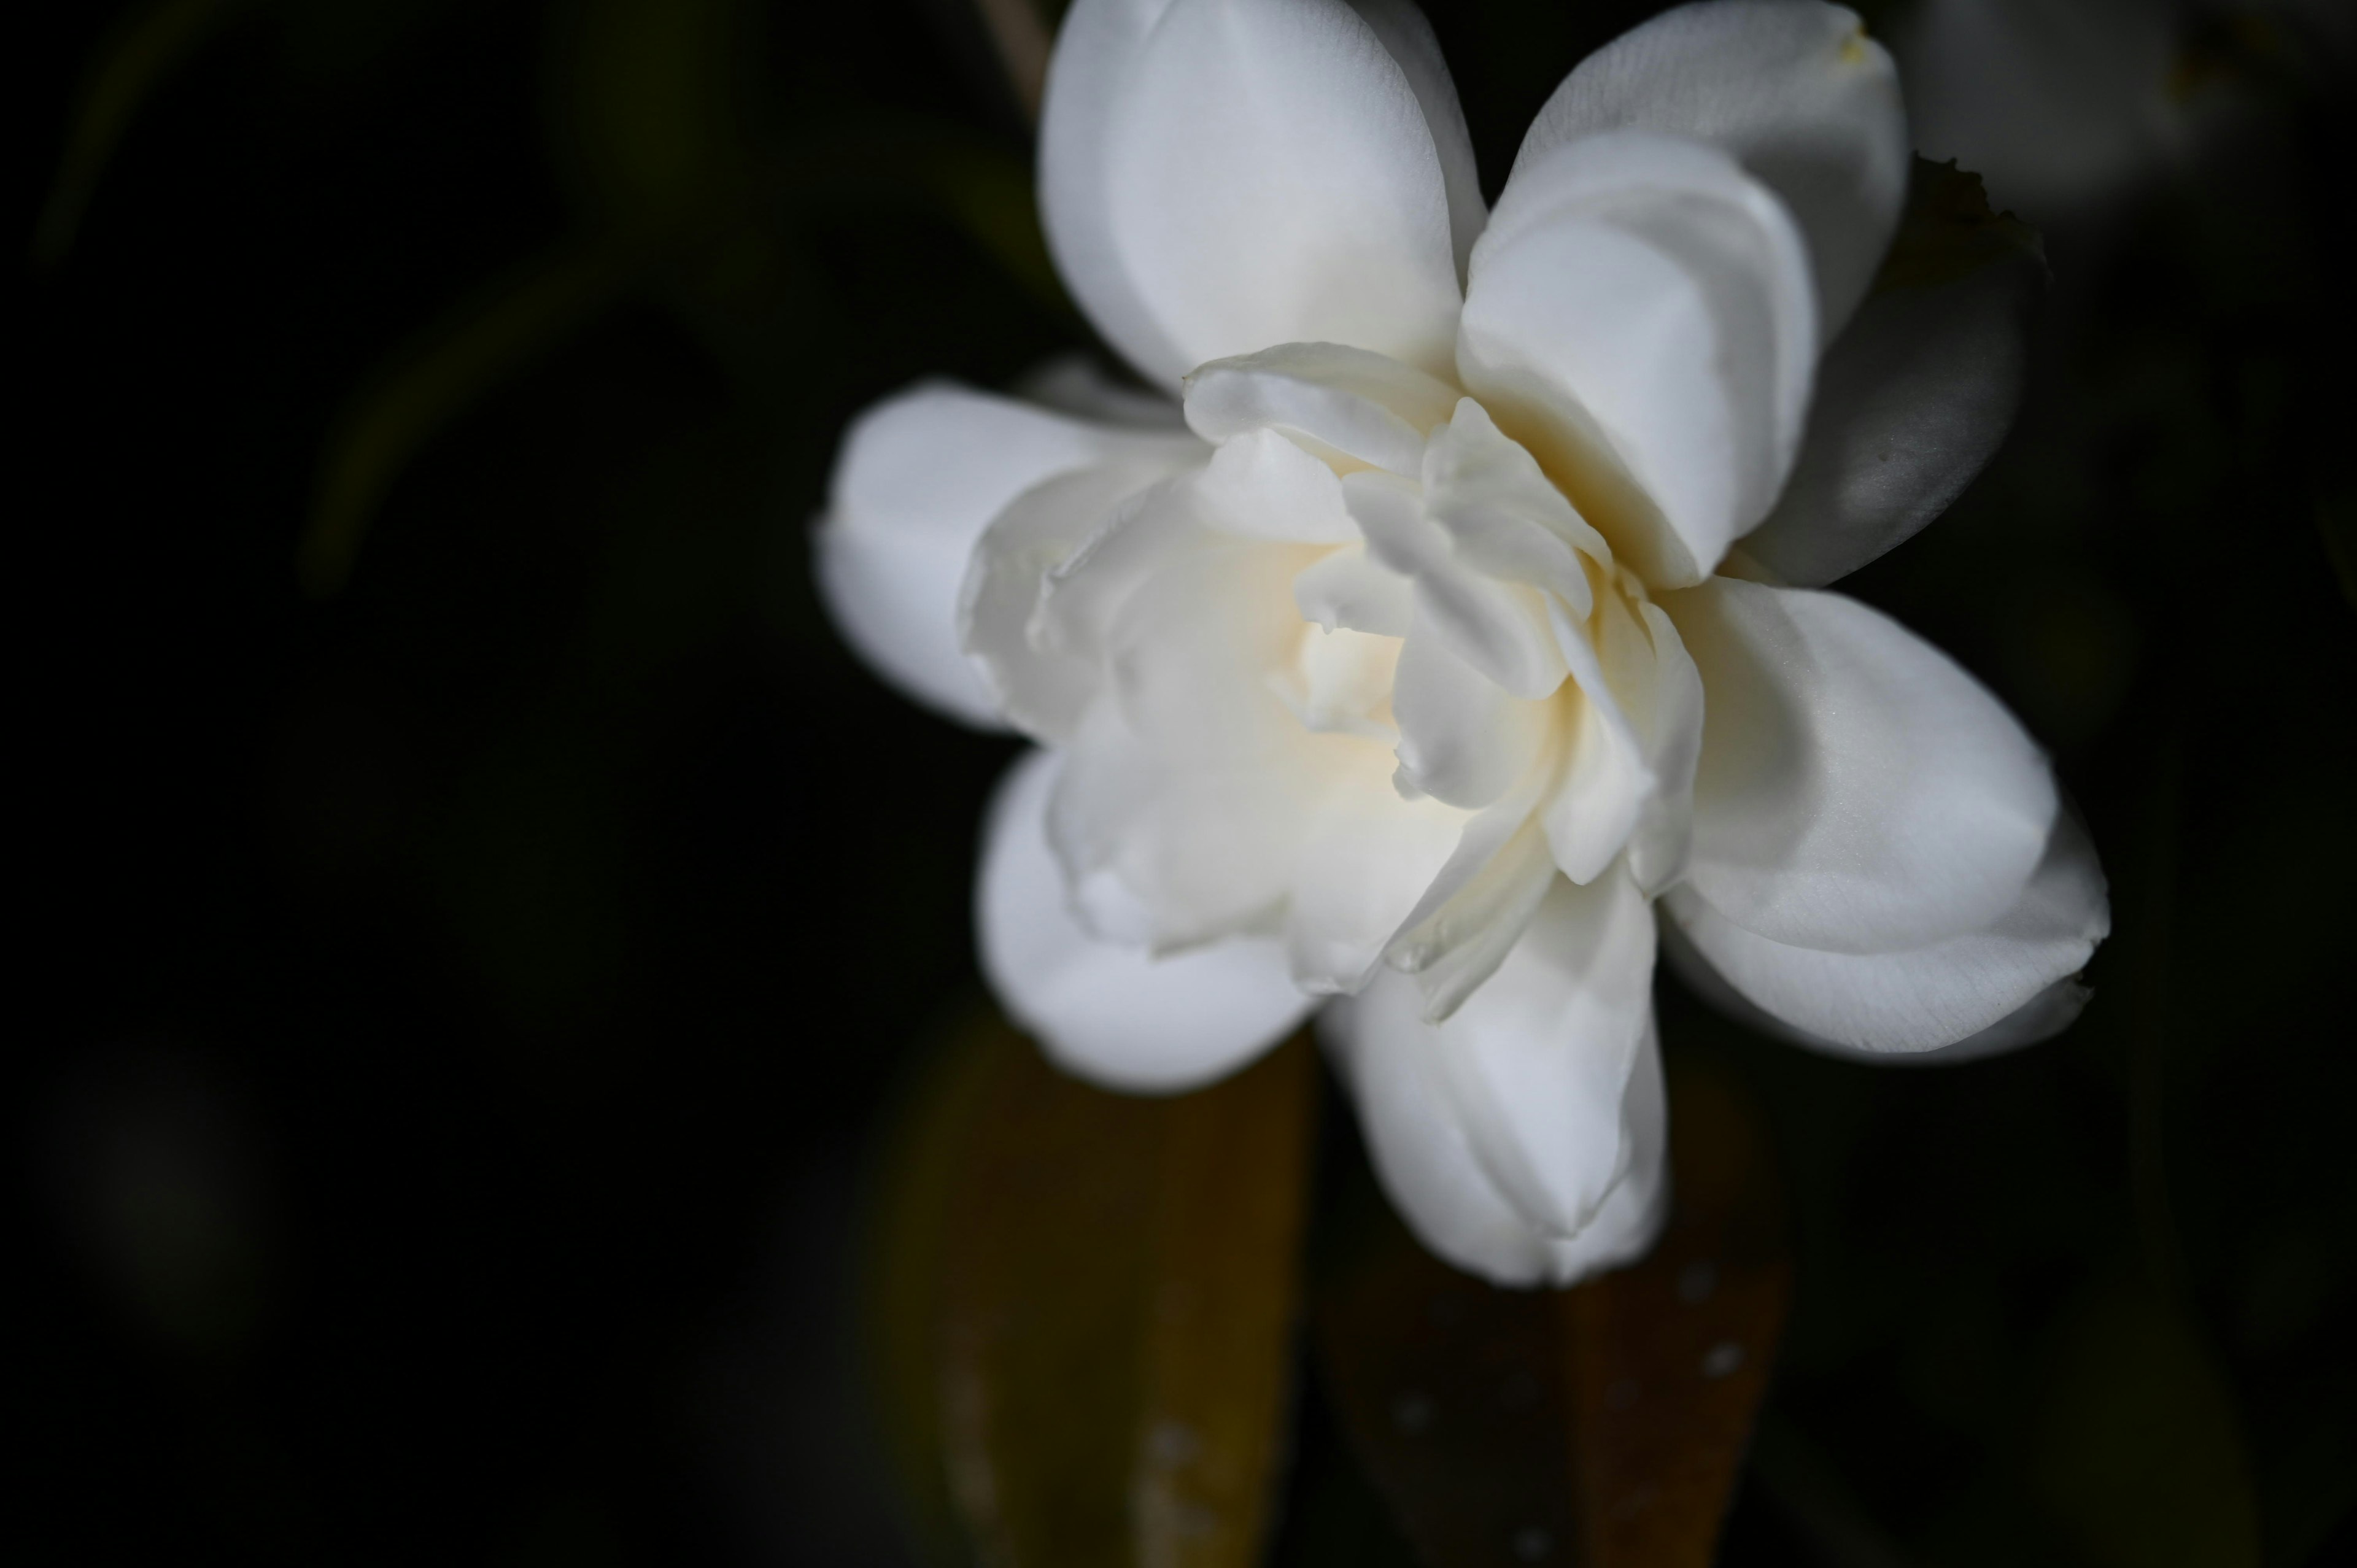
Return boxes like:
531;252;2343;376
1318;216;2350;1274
299;235;652;596
863;1010;1319;1568
551;0;757;226
1314;1057;1790;1568
33;0;260;267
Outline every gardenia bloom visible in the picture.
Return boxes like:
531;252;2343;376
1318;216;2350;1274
817;0;2109;1284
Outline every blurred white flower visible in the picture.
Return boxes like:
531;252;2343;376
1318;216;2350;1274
1891;0;2194;220
817;0;2108;1286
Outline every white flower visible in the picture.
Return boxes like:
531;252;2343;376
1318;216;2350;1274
816;0;2108;1286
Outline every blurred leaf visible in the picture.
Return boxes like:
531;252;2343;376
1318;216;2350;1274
1873;156;2043;295
300;234;652;595
864;1010;1318;1568
1749;1416;1925;1568
2032;1276;2262;1568
920;142;1067;312
33;0;260;266
2319;489;2357;612
1314;1057;1789;1568
552;0;754;226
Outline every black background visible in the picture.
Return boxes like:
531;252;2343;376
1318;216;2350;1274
17;1;2356;1563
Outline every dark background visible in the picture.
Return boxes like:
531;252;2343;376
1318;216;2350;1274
16;1;2355;1564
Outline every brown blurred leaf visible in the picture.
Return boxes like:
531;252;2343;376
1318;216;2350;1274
1314;1056;1789;1568
2031;1275;2261;1568
864;1010;1318;1568
1871;156;2043;295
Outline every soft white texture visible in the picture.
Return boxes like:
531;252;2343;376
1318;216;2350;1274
1517;0;1908;338
1670;577;2056;953
815;0;2102;1289
978;747;1314;1090
1328;886;1668;1284
818;382;1199;726
1661;806;2107;1053
1458;131;1818;589
1040;0;1473;387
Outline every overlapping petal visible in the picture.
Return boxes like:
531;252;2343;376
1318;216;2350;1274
819;381;1201;728
1184;342;1461;476
1741;244;2040;586
1517;0;1908;338
979;749;1314;1091
1039;0;1472;389
1662;806;2108;1053
1327;875;1668;1286
1460;131;1817;588
1666;577;2057;952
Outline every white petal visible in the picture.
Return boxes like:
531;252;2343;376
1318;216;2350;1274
1662;806;2108;1054
1271;624;1403;742
1184;342;1462;476
1391;627;1552;810
1421;398;1608;614
1517;0;1908;338
1286;752;1467;994
1431;872;1660;1238
1013;350;1191;430
1326;886;1668;1286
962;460;1201;743
1345;470;1569;700
1742;245;2039;586
1391;815;1558;1022
1052;711;1309;949
978;748;1314;1091
1194;427;1360;543
1039;0;1466;389
1460;132;1817;589
1623;601;1706;894
1294;543;1415;638
1347;0;1487;281
1667;577;2057;953
1541;590;1653;884
819;380;1199;728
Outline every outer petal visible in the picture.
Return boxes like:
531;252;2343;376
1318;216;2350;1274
1460;131;1817;588
1326;886;1668;1287
1039;0;1466;389
1740;242;2040;586
1013;350;1191;430
978;749;1314;1091
1347;0;1487;282
1661;806;2108;1054
1666;577;2056;953
818;381;1199;727
1517;0;1908;339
